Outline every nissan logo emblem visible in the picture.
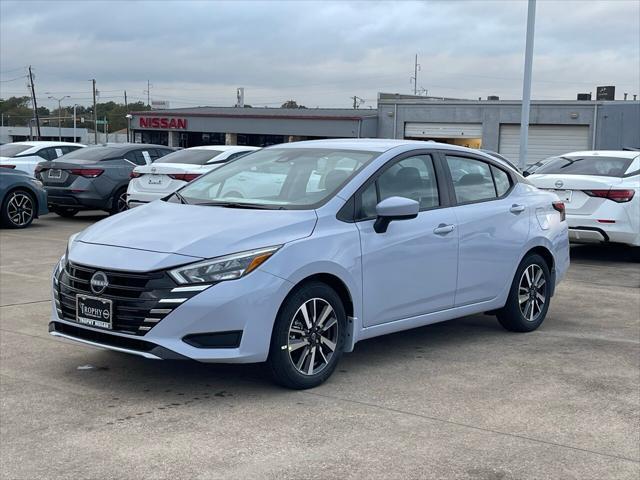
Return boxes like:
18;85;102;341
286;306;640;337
90;271;109;294
555;180;564;189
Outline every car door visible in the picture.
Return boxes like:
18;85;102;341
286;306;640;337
355;152;458;327
443;153;530;306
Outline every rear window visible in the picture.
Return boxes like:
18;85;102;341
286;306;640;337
535;156;634;177
155;149;222;165
59;146;127;162
0;144;31;157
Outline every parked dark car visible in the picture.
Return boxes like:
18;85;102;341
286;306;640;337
37;143;174;216
0;168;48;228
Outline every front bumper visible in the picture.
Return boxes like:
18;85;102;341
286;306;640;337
50;268;293;363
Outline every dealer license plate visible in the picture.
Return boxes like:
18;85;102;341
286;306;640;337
76;295;113;329
147;175;164;185
48;169;62;179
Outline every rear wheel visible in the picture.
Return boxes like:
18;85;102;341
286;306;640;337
1;189;35;228
496;253;551;332
52;207;79;218
268;282;346;389
110;187;128;214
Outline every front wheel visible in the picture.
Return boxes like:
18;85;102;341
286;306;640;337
267;282;346;389
496;253;551;332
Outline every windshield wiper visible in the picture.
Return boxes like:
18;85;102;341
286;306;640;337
172;191;189;205
195;201;282;210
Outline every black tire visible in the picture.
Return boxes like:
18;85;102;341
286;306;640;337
110;187;128;215
52;207;79;218
267;282;346;389
496;253;551;332
1;189;36;229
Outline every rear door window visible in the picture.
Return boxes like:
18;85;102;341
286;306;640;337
446;156;497;203
491;165;512;196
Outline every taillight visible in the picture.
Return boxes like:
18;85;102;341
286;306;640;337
552;201;566;221
130;171;142;178
168;173;201;182
0;164;16;169
584;189;635;203
69;168;104;178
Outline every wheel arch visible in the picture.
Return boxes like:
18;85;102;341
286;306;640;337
276;272;357;352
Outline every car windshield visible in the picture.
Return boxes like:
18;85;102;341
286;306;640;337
0;144;31;157
174;147;378;209
155;149;223;165
535;155;634;177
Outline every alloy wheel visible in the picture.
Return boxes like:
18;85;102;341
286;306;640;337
116;191;128;212
6;192;34;227
287;298;339;376
518;264;547;322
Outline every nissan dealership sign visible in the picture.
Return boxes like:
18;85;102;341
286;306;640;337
139;117;188;129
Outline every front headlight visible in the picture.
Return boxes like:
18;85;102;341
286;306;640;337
169;246;281;285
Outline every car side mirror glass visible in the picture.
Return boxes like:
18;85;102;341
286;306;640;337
373;196;419;233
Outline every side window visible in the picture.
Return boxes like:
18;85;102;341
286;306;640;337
378;155;439;208
37;148;54;160
356;154;440;219
124;151;146;166
146;149;160;161
491;165;511;196
446;156;496;203
156;148;173;158
225;151;250;161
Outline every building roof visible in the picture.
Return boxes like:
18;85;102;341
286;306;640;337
130;106;378;121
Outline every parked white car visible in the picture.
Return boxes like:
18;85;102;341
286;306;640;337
126;145;259;208
0;141;85;175
528;151;639;247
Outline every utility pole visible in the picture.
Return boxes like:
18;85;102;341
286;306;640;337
28;66;41;140
73;104;79;143
518;0;536;170
92;79;98;144
410;54;420;96
146;80;151;106
351;96;364;109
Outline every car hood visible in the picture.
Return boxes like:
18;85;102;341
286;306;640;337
77;200;318;259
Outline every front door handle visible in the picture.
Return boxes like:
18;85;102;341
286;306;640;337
510;204;526;214
433;223;456;235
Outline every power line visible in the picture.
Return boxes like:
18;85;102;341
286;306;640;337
0;74;28;83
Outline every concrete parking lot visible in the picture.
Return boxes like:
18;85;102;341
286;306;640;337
1;213;638;480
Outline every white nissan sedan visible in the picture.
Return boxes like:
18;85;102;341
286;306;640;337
126;145;259;208
528;151;639;247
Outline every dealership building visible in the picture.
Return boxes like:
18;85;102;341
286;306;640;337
129;94;639;165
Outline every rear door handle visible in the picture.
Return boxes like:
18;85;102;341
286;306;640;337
433;223;456;235
510;204;526;213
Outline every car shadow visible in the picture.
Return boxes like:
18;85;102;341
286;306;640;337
570;243;638;263
63;314;502;397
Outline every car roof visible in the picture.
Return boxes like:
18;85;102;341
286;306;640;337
270;138;505;159
561;150;640;159
9;141;85;147
85;143;173;153
187;145;260;152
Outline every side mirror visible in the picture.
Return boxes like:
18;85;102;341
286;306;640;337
373;196;419;233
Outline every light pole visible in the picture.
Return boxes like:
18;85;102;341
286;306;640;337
47;95;70;141
518;0;536;170
73;104;80;143
125;114;133;143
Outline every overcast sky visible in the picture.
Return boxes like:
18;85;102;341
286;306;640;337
1;0;638;110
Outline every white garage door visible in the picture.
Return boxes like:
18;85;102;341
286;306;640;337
405;122;483;138
499;124;590;166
